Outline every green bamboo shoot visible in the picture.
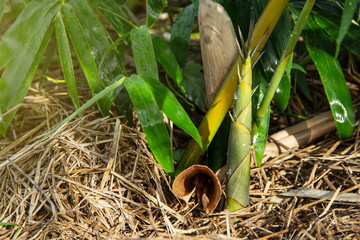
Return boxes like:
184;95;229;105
225;42;252;212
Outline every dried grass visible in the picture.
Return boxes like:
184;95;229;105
1;71;360;240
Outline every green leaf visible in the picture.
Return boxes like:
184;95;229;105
252;66;270;167
303;15;354;139
221;0;252;40
182;61;205;109
125;75;174;173
88;0;133;35
0;2;60;136
294;69;313;103
103;75;126;109
274;53;292;111
208;115;231;172
291;62;307;73
335;0;359;58
68;0;123;85
314;9;360;58
142;76;202;147
55;13;81;111
69;0;132;120
0;0;58;70
170;4;197;68
62;3;108;115
152;35;186;93
131;25;159;80
146;0;164;29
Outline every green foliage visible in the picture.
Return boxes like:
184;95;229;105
335;0;359;57
170;3;197;68
131;25;159;80
55;13;81;111
125;75;174;172
146;0;164;28
252;66;270;167
152;35;186;93
182;61;206;109
303;14;354;139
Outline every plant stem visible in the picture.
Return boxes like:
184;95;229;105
256;0;316;119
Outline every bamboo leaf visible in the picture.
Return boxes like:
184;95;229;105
303;15;354;139
70;0;133;121
335;0;359;58
0;0;58;70
152;35;186;93
146;0;164;29
0;3;60;136
69;0;123;85
274;53;293;111
125;75;174;173
314;10;360;58
207;116;231;172
182;61;205;109
55;13;81;111
294;69;313;103
62;3;109;115
170;3;197;68
131;25;159;81
143;76;202;148
252;67;270;167
88;0;133;35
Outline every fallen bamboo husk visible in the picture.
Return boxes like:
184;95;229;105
263;111;335;159
172;165;221;214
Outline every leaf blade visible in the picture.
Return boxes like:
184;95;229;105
143;76;202;148
62;3;108;115
0;0;58;69
131;25;159;81
152;35;186;93
146;0;163;29
303;16;354;139
55;12;81;111
0;2;60;136
335;0;359;57
125;75;174;173
170;4;197;68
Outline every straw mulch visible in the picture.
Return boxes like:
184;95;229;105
1;70;360;240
